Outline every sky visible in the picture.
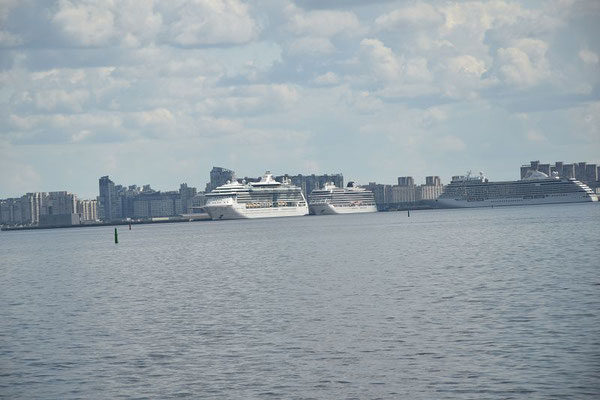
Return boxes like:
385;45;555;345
0;0;599;199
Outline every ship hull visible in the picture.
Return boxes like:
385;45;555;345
309;204;378;215
204;203;309;220
436;192;597;208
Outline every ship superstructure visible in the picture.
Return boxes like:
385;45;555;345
436;171;598;208
203;171;308;220
308;182;377;215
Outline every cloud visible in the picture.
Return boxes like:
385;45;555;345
436;135;466;151
286;6;361;37
33;89;90;113
375;2;444;30
0;30;23;47
496;39;550;87
0;0;599;198
579;49;599;65
44;1;257;48
360;38;401;82
570;101;600;142
313;71;339;85
195;84;299;116
288;37;334;55
130;108;175;128
526;130;546;143
0;156;42;195
166;0;259;46
441;54;488;98
53;0;116;46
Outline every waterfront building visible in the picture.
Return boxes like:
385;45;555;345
190;193;207;209
131;191;184;218
418;177;444;200
1;191;82;227
397;176;415;186
98;176;121;221
39;213;80;227
77;199;98;222
0;197;31;226
562;164;576;179
391;185;416;203
206;167;235;192
426;176;442;186
585;164;598;183
42;191;77;216
276;173;344;199
364;183;393;207
97;176;197;221
179;183;197;213
522;160;600;190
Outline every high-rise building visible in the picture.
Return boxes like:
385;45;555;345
206;167;235;192
179;183;197;213
425;176;442;186
551;162;564;177
521;160;598;183
418;176;444;200
397;176;415;186
42;191;77;215
364;183;392;207
585;164;597;183
1;192;79;227
391;185;416;203
417;184;444;200
98;176;120;221
132;191;183;218
77;199;98;221
276;173;344;198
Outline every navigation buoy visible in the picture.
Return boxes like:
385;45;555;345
407;210;410;217
114;228;119;244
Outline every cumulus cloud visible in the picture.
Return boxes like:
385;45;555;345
286;6;361;37
47;1;257;48
166;0;259;46
53;1;117;46
375;2;444;30
196;84;299;116
288;37;334;55
360;38;402;82
0;0;598;197
313;71;339;85
496;38;550;87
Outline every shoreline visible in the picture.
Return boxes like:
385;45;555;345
1;214;211;232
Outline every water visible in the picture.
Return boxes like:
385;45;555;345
1;203;599;399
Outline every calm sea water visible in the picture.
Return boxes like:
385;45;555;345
1;203;599;399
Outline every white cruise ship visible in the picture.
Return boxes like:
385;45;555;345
436;170;598;208
203;171;308;220
308;182;377;215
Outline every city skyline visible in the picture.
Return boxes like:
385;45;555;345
2;160;598;226
1;1;599;199
1;159;600;200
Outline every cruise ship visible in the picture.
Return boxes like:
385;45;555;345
436;170;598;208
203;172;309;220
308;182;377;215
